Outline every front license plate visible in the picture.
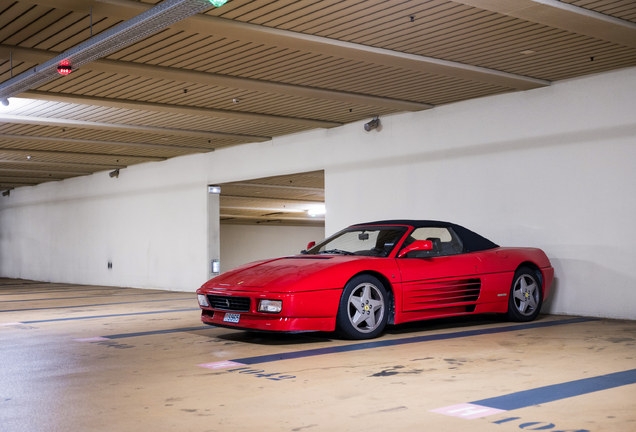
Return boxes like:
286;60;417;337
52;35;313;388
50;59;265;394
223;313;240;323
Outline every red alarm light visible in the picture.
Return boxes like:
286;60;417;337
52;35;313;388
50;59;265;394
57;60;73;76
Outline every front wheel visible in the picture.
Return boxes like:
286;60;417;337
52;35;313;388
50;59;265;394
335;275;389;339
506;267;543;322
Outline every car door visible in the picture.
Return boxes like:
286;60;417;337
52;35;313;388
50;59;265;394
395;227;483;315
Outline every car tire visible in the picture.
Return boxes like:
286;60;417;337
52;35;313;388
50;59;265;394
335;274;389;339
506;266;543;322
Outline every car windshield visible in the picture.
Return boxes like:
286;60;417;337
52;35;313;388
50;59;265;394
306;226;407;257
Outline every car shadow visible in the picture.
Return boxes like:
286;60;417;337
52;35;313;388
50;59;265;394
210;314;552;345
383;313;508;336
212;330;334;346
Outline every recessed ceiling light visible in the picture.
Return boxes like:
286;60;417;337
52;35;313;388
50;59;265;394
520;50;536;55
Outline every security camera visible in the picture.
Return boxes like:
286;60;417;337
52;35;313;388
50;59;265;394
109;169;120;178
1;99;9;107
2;190;9;197
364;117;380;131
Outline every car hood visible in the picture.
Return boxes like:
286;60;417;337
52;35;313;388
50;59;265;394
201;255;369;292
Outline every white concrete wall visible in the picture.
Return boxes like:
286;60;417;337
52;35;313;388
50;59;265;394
1;67;635;318
0;154;209;292
220;224;325;273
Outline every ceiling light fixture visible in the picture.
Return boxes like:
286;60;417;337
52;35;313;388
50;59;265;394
232;98;240;103
364;117;380;131
109;169;120;178
307;205;326;217
209;0;228;6
27;155;32;160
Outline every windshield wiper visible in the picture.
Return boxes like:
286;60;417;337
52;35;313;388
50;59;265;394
319;249;355;255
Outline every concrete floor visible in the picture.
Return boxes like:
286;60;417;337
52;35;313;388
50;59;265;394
1;278;635;432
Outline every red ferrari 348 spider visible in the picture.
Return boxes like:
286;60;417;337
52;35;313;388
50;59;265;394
196;220;554;339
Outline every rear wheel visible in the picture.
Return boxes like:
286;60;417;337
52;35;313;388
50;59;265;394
336;275;388;339
506;267;542;322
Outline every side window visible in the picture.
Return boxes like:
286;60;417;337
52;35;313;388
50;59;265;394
401;227;464;258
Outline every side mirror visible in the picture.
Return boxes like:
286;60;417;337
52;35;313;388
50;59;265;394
307;241;316;250
397;240;433;258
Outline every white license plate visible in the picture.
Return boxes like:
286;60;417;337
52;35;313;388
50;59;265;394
223;313;240;323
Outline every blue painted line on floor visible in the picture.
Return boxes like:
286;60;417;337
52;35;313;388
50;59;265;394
472;368;636;410
22;308;201;323
0;287;135;296
0;292;189;303
106;326;212;339
0;297;195;313
231;317;594;365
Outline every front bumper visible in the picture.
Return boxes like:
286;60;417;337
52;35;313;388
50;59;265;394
196;287;342;332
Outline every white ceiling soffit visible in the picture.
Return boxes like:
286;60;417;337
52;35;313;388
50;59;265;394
28;0;550;91
452;0;636;49
0;0;219;102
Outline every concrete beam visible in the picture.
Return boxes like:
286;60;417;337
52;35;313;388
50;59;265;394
0;113;269;142
0;148;165;162
0;159;125;169
452;0;636;49
0;167;90;175
0;133;213;153
23;91;342;129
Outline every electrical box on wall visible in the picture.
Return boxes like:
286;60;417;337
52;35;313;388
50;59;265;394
211;259;220;275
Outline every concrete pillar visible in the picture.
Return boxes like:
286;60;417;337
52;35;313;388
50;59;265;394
207;185;221;279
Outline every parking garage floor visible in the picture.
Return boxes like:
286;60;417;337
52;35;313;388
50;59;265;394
1;278;635;432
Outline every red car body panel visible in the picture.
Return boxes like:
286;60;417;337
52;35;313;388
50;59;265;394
197;222;554;333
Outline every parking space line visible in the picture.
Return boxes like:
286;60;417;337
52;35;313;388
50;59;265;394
105;326;212;339
0;287;135;296
432;368;636;419
1;308;201;324
472;368;636;410
216;317;592;367
0;297;194;313
0;292;191;303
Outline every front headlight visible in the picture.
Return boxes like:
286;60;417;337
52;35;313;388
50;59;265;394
197;294;210;307
258;299;282;313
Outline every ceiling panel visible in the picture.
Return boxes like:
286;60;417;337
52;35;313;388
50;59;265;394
561;0;636;23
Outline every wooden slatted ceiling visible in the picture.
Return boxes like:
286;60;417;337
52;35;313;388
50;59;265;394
0;2;123;51
34;65;512;110
201;0;636;81
1;0;636;191
561;0;636;23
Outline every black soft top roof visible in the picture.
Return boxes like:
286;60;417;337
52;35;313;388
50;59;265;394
351;219;499;253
